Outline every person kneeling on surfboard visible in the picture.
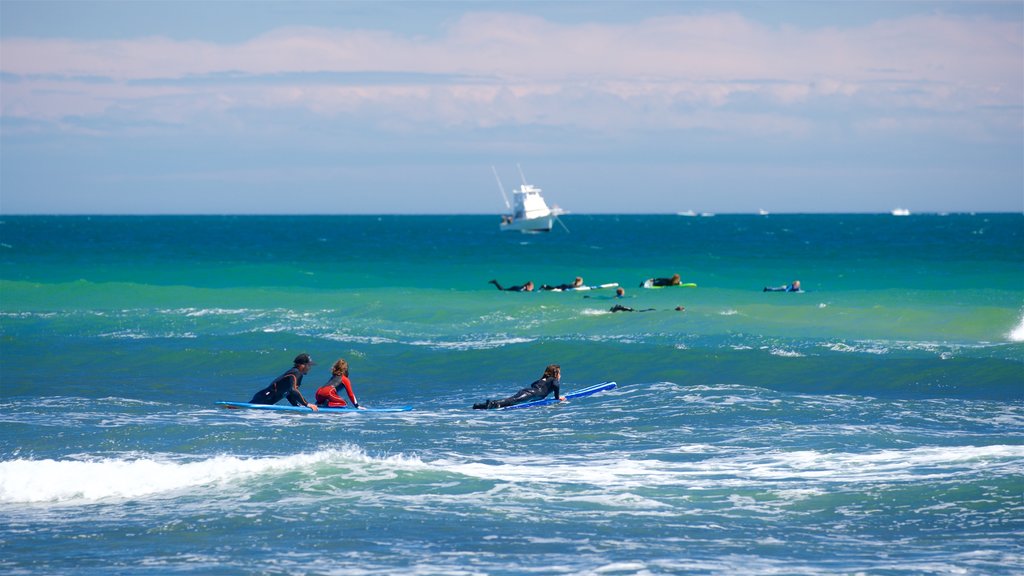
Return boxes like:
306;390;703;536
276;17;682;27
473;364;566;409
248;353;318;411
315;358;364;409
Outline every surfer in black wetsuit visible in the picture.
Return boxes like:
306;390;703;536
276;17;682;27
249;353;318;411
541;276;584;291
489;279;535;292
609;304;655;312
473;364;566;409
645;273;682;287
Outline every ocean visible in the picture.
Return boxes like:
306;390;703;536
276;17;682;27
1;214;1022;575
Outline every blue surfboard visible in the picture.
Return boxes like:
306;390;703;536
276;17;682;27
215;401;412;413
500;381;617;410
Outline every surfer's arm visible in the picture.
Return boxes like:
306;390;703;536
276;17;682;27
340;375;360;408
286;375;317;410
552;381;566;402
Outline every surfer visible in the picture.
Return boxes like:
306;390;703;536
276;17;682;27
541;276;584;291
489;279;535;292
315;358;363;409
763;280;802;292
610;304;655;312
248;353;318;411
641;273;682;287
473;364;566;409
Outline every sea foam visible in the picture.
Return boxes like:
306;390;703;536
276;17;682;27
1009;312;1024;342
0;446;422;504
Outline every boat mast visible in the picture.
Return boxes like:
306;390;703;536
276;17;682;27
517;163;528;186
491;165;511;210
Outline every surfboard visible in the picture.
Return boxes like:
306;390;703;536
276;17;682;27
215;401;413;413
641;279;697;289
500;381;617;410
545;283;619;292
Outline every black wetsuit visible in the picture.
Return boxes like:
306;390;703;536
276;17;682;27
249;367;309;406
474;376;561;409
610;304;654;312
490;280;531;292
651;277;679;287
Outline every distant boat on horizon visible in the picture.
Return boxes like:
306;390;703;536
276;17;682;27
492;165;566;233
677;210;697;217
891;208;911;216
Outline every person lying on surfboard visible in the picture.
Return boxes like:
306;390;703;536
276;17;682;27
763;280;802;292
642;273;682;287
315;358;364;409
473;364;567;409
489;279;535;292
541;276;584;291
249;353;318;411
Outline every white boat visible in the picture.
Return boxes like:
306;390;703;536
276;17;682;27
493;166;566;233
891;208;911;216
677;210;697;217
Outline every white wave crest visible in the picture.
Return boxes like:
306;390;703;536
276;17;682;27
1010;312;1024;342
408;336;535;350
0;446;423;504
432;444;1024;490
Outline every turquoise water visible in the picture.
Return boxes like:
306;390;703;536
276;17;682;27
1;214;1022;574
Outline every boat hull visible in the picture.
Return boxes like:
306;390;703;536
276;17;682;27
500;216;554;233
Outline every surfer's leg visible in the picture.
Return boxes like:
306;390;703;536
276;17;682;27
489;279;504;290
494;389;537;408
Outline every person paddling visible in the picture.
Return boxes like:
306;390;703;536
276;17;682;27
473;364;566;409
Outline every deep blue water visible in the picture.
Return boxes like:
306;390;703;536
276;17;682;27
1;214;1022;574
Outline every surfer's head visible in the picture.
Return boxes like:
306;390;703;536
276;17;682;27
331;359;349;377
293;353;315;371
543;364;561;380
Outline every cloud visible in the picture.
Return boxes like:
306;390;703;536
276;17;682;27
0;11;1020;141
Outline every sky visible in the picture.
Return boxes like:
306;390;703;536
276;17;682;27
1;1;1022;215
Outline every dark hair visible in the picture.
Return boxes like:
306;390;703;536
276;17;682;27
543;364;560;379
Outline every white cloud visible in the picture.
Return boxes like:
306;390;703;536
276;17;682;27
0;11;1020;140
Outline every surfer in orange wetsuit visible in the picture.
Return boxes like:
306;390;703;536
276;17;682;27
315;359;363;409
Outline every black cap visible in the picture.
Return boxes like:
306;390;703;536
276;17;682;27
293;353;315;365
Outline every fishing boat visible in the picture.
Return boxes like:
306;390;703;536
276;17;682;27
891;208;911;216
493;165;566;233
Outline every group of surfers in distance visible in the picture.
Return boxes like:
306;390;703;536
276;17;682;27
489;274;685;293
489;277;585;291
248;354;564;411
490;273;692;313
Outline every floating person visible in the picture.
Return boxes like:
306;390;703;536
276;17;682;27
641;273;682;287
616;287;626;298
610;304;655;313
489;279;535;292
249;353;318;411
542;276;584;291
473;364;566;409
315;358;363;409
763;280;802;292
